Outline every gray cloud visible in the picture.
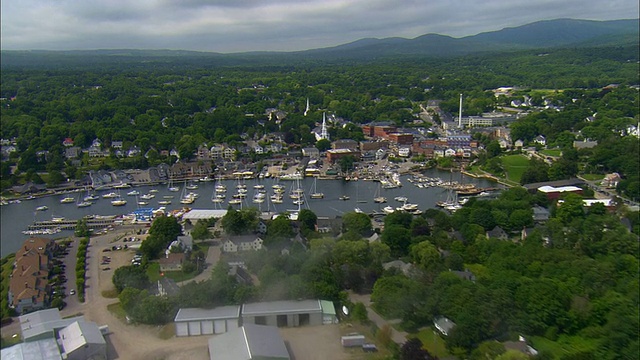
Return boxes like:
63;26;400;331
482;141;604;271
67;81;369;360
1;0;637;52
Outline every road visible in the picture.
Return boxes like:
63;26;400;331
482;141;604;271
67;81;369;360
348;292;408;345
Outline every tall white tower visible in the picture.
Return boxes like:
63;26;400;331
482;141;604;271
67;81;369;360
458;93;463;129
320;112;329;140
304;98;310;116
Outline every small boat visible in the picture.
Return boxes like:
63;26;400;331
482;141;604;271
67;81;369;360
309;177;324;199
254;184;265;190
394;196;408;202
229;199;242;205
149;189;159;193
158;200;172;205
140;193;155;200
113;183;131;189
111;198;127;206
102;192;118;199
212;198;225;203
292;199;304;205
168;186;180;192
339;195;350;201
60;197;75;204
138;201;149;205
354;207;364;213
373;197;387;203
77;201;92;208
383;206;396;214
84;194;99;201
186;183;199;190
36;206;48;211
127;190;140;196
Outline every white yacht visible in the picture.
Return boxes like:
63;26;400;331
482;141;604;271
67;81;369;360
60;196;75;204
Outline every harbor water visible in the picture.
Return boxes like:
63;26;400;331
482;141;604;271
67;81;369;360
0;169;498;255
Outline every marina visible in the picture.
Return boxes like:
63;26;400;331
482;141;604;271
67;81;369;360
0;168;499;255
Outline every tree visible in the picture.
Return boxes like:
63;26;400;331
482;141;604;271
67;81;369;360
400;338;438;360
351;302;369;323
555;193;585;224
112;265;150;293
381;225;412;257
316;138;331;151
191;220;212;240
385;211;413;229
74;219;91;237
140;215;182;258
267;215;294;241
410;241;441;272
298;209;318;232
342;212;372;237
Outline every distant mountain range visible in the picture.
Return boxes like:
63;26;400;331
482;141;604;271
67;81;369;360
2;18;638;65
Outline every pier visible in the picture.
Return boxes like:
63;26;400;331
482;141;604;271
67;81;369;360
27;217;118;231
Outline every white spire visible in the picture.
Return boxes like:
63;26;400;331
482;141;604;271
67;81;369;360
304;98;310;116
320;112;329;141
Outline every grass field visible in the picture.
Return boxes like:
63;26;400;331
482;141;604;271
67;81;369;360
501;155;530;183
107;302;126;320
413;327;451;359
580;174;605;181
540;149;562;157
531;334;599;358
146;262;199;283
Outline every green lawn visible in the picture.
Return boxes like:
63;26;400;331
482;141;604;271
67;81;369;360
501;155;530;183
531;334;599;358
580;174;605;181
146;262;199;283
413;327;451;359
540;149;562;157
107;302;126;320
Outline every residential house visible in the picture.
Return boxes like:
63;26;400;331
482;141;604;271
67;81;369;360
514;139;524;148
127;146;141;158
498;138;510;149
65;147;81;160
532;206;550;223
573;139;598;149
434;316;456;336
302;147;320;159
503;337;538;357
223;147;236;159
444;148;456;157
397;146;411;157
111;141;123;150
253;144;264;154
534;135;546;146
222;235;264;253
486;226;509;240
383;260;415;277
256;220;268;235
197;144;211;160
433;148;445;158
210;145;224;160
62;138;74;147
602;173;621;188
159;253;185;272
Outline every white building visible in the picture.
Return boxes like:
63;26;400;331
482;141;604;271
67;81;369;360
175;306;241;337
58;321;107;360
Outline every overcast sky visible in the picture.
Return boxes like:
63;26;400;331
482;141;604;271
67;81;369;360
2;0;637;53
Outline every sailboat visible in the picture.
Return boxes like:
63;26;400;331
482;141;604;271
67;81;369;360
76;189;92;208
168;179;180;192
373;182;387;203
180;182;196;204
110;189;127;206
309;177;324;199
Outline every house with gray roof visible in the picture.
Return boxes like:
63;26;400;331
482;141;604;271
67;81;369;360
207;324;290;360
486;226;509;240
434;316;456;336
0;337;62;360
19;308;84;342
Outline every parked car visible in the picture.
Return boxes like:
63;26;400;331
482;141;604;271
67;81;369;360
69;289;76;295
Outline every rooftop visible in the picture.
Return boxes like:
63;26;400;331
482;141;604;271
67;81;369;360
174;306;241;322
242;299;322;316
207;324;290;360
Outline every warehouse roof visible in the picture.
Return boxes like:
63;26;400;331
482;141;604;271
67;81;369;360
0;338;61;360
182;209;228;220
242;299;322;316
174;306;241;322
20;308;84;342
207;324;290;360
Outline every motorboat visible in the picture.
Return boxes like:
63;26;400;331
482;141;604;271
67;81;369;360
36;206;48;211
394;196;408;202
383;206;396;214
77;201;92;208
102;192;118;199
339;195;350;201
140;193;155;200
158;200;172;205
127;190;140;196
373;197;387;203
149;189;159;193
84;194;99;201
113;183;131;189
186;182;199;190
111;198;127;206
60;197;75;204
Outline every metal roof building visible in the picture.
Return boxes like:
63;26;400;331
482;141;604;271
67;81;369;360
174;306;241;337
242;299;323;327
207;324;290;360
19;308;84;342
58;321;107;360
182;209;228;221
0;338;62;360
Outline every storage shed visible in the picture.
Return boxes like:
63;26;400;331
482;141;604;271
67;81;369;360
174;306;241;337
242;299;323;327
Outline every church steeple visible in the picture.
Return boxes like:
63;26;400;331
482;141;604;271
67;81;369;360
304;98;310;116
320;112;329;141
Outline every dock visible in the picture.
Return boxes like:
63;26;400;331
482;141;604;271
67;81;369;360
27;217;118;231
